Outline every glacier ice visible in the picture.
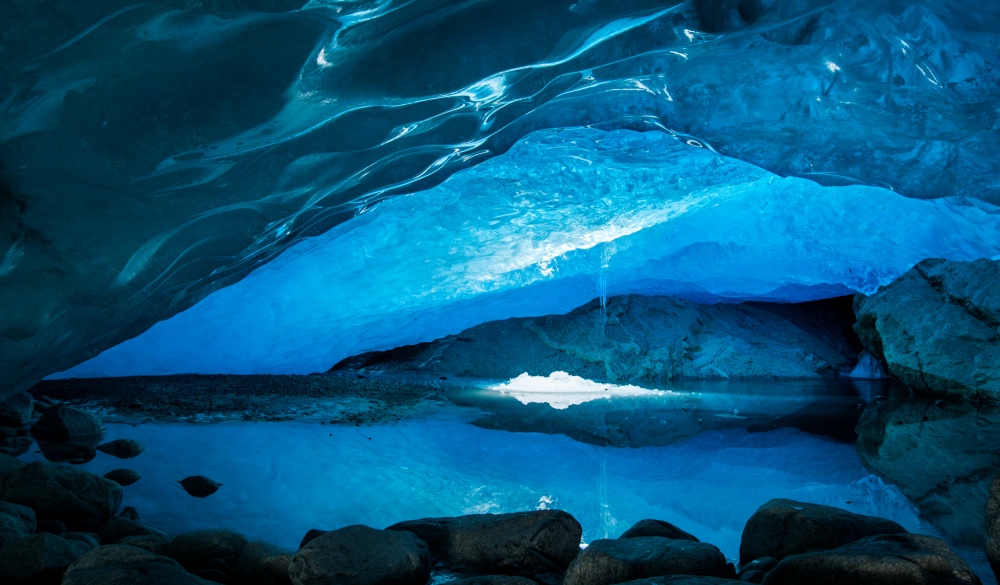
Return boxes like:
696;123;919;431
491;372;672;410
4;0;1000;393
58;127;1000;378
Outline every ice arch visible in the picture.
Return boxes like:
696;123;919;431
58;127;1000;378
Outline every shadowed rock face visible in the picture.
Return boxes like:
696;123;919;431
856;397;1000;547
3;0;1000;398
855;258;1000;401
334;295;862;382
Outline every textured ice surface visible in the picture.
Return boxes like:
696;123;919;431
59;128;1000;378
21;414;937;560
491;372;670;410
5;0;1000;394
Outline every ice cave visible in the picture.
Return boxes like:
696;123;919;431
1;1;999;584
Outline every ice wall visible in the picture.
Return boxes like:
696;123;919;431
58;128;1000;378
4;0;1000;394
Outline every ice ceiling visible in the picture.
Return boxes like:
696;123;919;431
2;0;1000;392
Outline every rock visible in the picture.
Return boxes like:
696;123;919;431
30;406;105;442
62;544;214;585
170;528;248;577
0;461;122;530
118;534;171;556
62;532;101;547
179;475;222;497
104;468;143;486
299;528;328;548
0;436;32;457
234;541;293;585
563;537;728;585
120;506;141;521
0;452;25;478
739;570;765;582
0;532;96;584
0;507;34;549
98;516;170;543
988;474;999;583
96;439;146;459
854;258;1000;400
289;524;431;585
0;500;36;532
0;392;33;427
36;439;100;464
761;533;982;585
387;510;581;576
335;295;861;382
738;556;776;581
620;519;699;542
37;519;68;534
449;577;538;585
613;578;744;585
740;498;907;563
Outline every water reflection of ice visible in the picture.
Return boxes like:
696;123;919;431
489;371;671;409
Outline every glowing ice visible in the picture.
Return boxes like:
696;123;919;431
490;372;669;410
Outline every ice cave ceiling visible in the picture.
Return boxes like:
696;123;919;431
2;0;1000;394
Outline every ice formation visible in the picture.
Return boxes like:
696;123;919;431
490;372;670;410
4;0;1000;393
59;127;1000;378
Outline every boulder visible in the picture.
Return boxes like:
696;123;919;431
0;436;32;457
0;532;96;584
62;532;102;548
987;474;999;582
0;461;122;530
740;498;907;563
0;507;34;549
387;510;581;576
98;516;170;543
761;533;982;585
62;544;214;585
0;500;36;532
449;577;538;585
169;528;248;578
104;468;143;486
0;452;25;478
119;506;141;521
179;475;222;497
299;528;328;548
97;439;146;459
234;541;294;585
854;258;1000;400
118;534;172;556
289;524;430;585
36;439;101;464
620;520;699;542
614;578;745;585
563;537;728;585
0;392;33;427
30;406;105;442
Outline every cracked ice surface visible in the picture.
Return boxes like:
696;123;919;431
57;128;1000;378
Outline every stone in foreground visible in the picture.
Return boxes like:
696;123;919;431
233;541;294;585
761;533;982;585
289;524;430;585
563;537;728;585
0;532;96;585
740;498;907;563
0;461;122;531
29;406;105;442
620;519;699;542
388;510;582;577
62;544;214;585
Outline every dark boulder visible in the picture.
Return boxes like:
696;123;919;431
62;532;102;548
98;516;170;543
987;474;999;582
62;544;214;585
0;392;33;427
761;533;982;585
0;502;35;549
0;461;122;530
449;577;538;585
0;532;96;585
299;528;328;548
234;541;293;585
118;534;172;556
0;452;25;478
620;520;699;542
104;468;143;486
169;528;248;579
36;439;101;464
30;406;105;442
119;506;141;521
388;510;581;576
289;524;430;585
97;439;146;459
179;475;223;497
740;498;906;563
614;578;745;585
563;537;728;585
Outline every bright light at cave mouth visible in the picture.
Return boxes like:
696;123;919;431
490;371;672;409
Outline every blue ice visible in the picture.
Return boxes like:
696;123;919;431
57;128;1000;378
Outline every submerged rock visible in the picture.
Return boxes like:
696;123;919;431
289;524;430;585
30;406;105;442
179;475;223;498
563;537;728;585
96;439;146;459
620;519;699;542
98;517;170;544
117;534;171;556
761;533;982;585
0;532;96;585
62;544;213;585
234;541;294;585
448;577;538;585
740;498;907;564
104;468;143;486
0;461;122;531
988;475;1000;582
0;392;33;427
388;510;582;576
855;258;1000;400
169;528;248;579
